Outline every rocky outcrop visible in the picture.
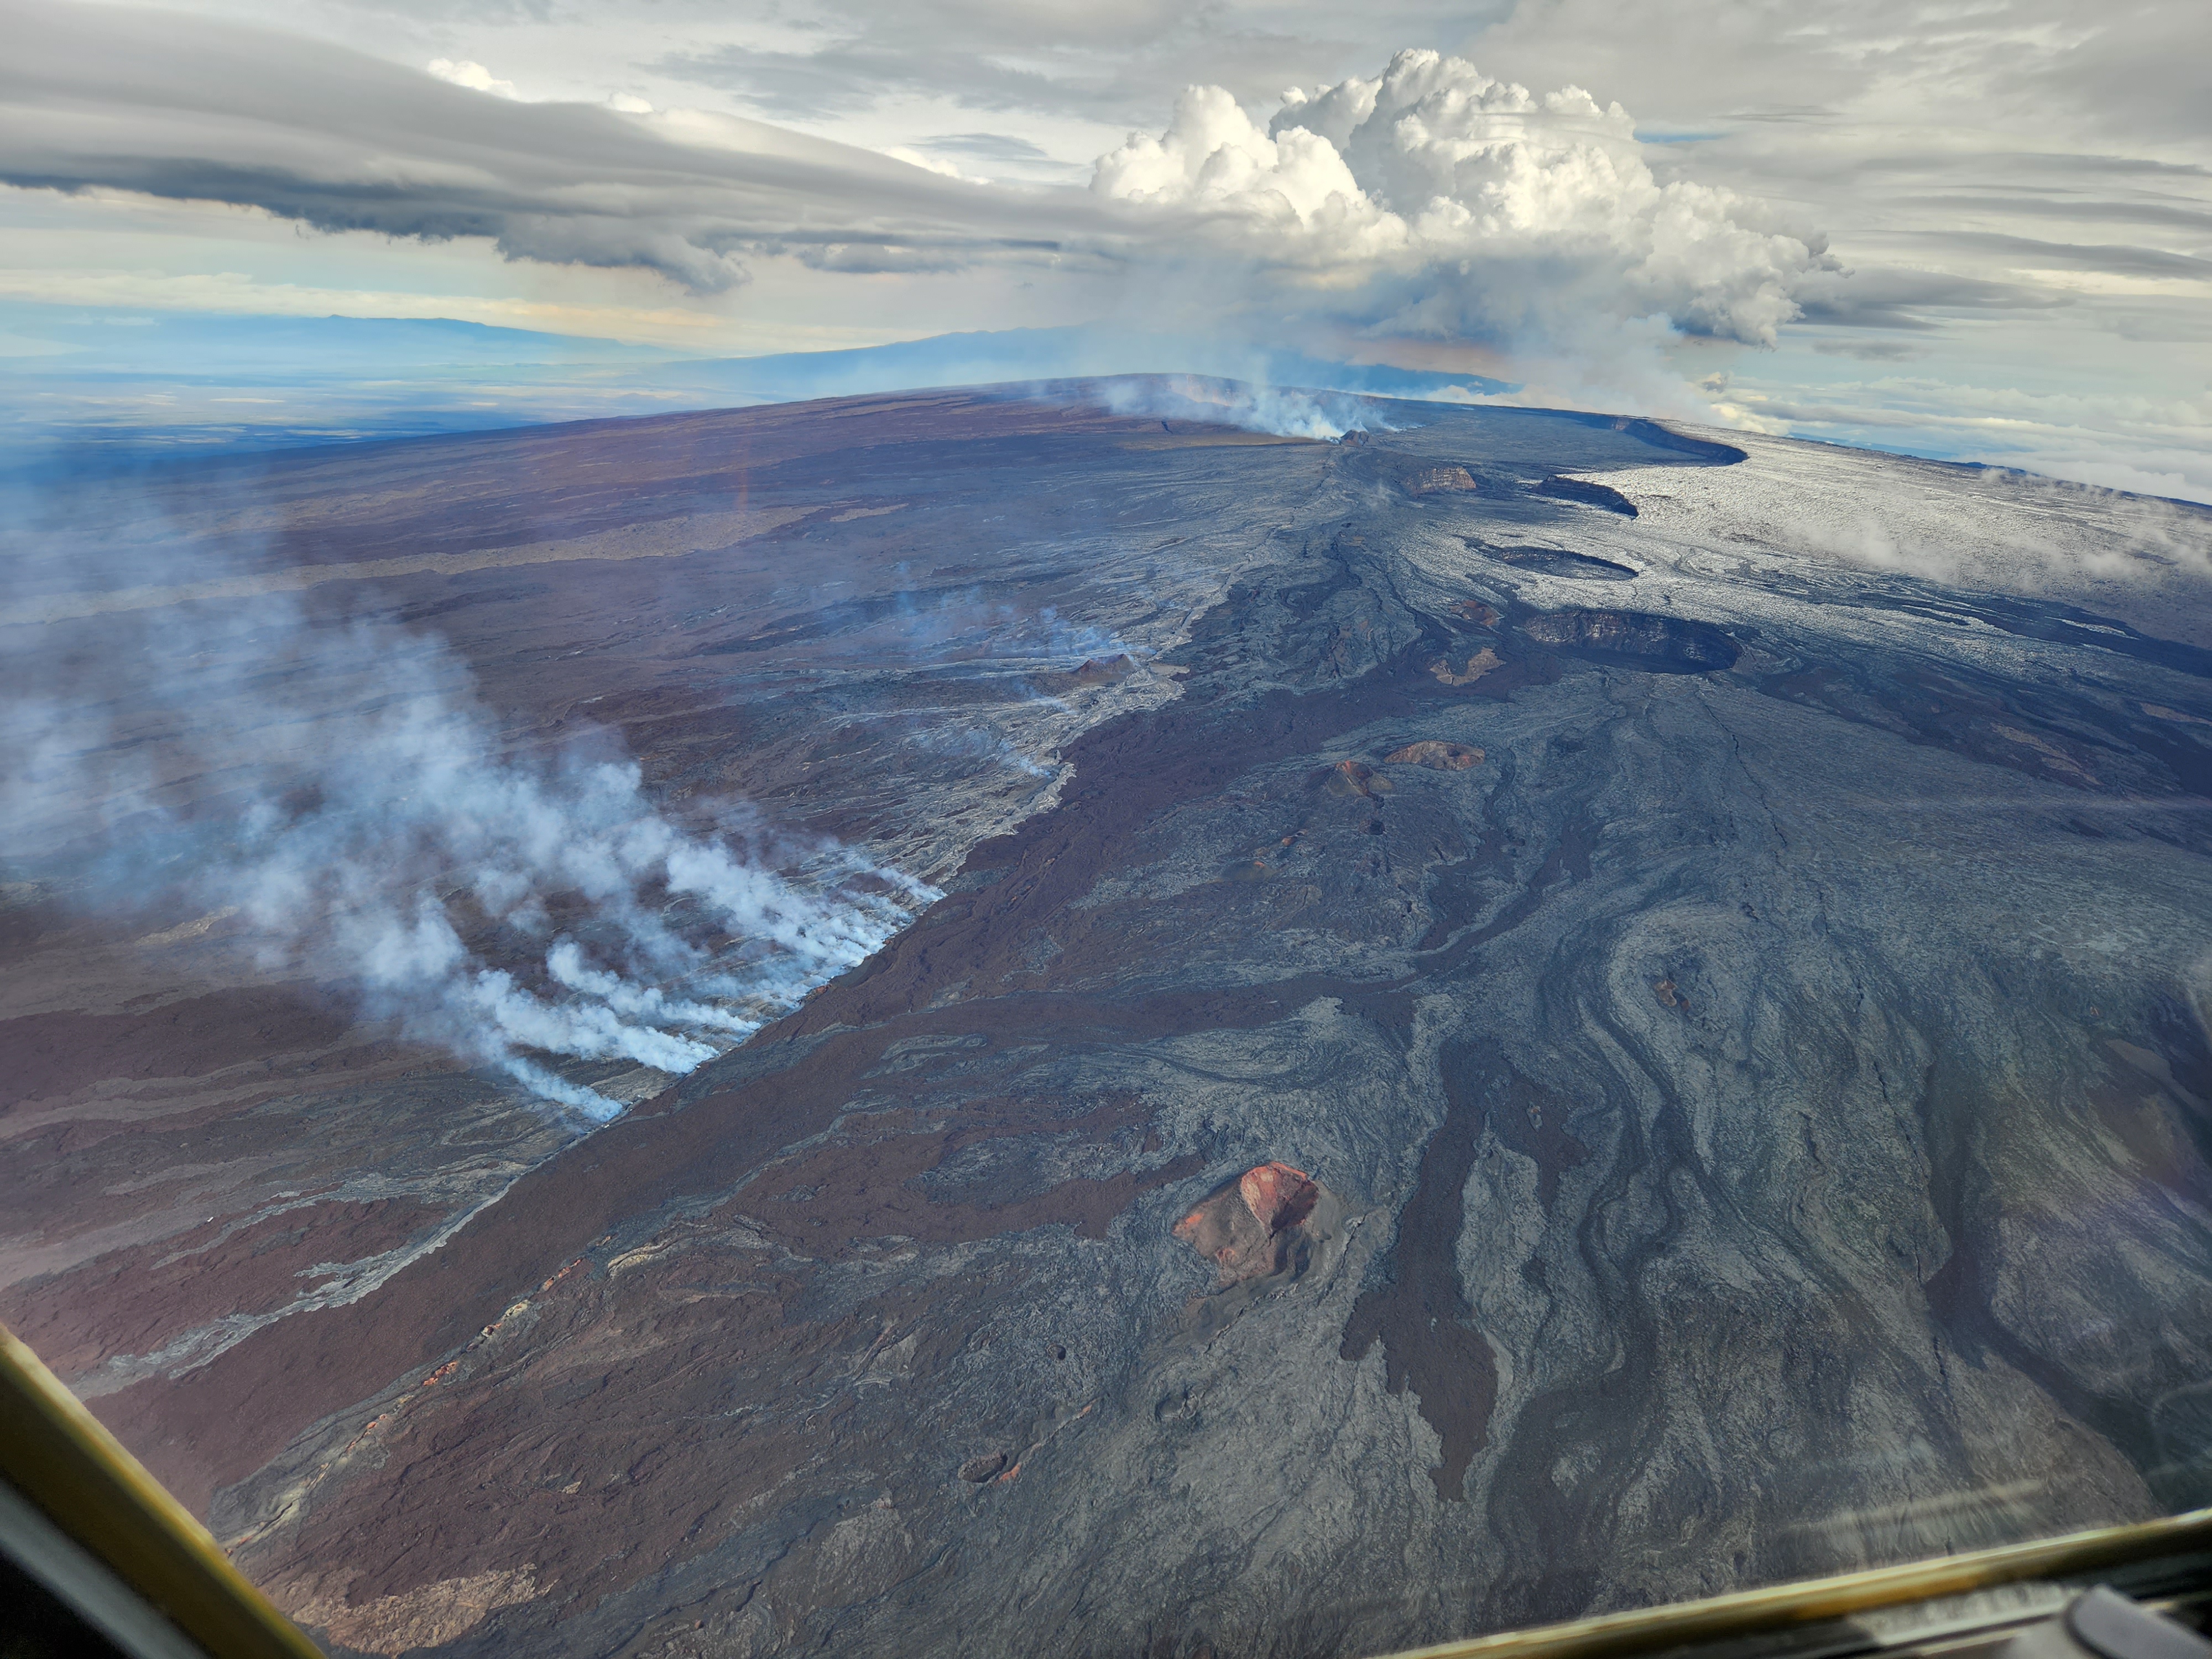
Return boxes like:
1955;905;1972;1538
1385;740;1484;770
279;1566;540;1656
1073;654;1134;684
1174;1162;1322;1286
1239;1162;1319;1232
1431;646;1503;686
1324;758;1391;797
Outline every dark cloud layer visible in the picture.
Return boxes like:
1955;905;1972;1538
1910;195;2212;234
651;0;1338;123
0;2;1110;292
924;132;1058;163
1792;267;2071;331
1940;232;2212;282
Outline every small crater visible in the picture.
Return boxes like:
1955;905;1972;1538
1468;541;1637;581
1521;609;1739;671
1528;475;1639;516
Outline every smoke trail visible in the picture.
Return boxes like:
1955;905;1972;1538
1;497;936;1121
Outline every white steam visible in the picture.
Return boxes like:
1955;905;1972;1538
1099;374;1395;442
3;519;936;1122
1093;49;1835;353
207;697;927;1118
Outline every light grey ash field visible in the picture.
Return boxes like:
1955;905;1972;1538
7;385;2212;1659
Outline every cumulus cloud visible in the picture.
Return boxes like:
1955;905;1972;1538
1091;50;1837;351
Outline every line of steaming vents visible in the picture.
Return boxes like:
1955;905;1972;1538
487;645;1157;1114
478;875;940;1122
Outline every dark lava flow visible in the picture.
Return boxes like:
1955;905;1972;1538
1340;1045;1503;1501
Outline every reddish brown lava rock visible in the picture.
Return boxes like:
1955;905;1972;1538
1430;648;1502;687
1072;654;1134;685
1173;1161;1321;1286
1407;466;1479;495
1455;600;1501;627
1383;740;1484;771
1239;1162;1318;1232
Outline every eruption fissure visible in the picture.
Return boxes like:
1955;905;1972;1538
208;738;938;1119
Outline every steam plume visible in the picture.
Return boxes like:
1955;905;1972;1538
1097;375;1394;442
2;504;936;1121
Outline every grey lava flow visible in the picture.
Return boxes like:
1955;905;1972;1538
7;384;2212;1659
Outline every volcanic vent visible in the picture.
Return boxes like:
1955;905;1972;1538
1173;1161;1328;1286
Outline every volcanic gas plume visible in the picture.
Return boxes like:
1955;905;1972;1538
1;512;937;1119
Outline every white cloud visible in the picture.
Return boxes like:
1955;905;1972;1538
883;145;992;184
1721;369;2212;502
1091;50;1836;349
1092;85;1365;225
427;58;519;100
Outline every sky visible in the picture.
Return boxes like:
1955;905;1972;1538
1;0;2208;498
